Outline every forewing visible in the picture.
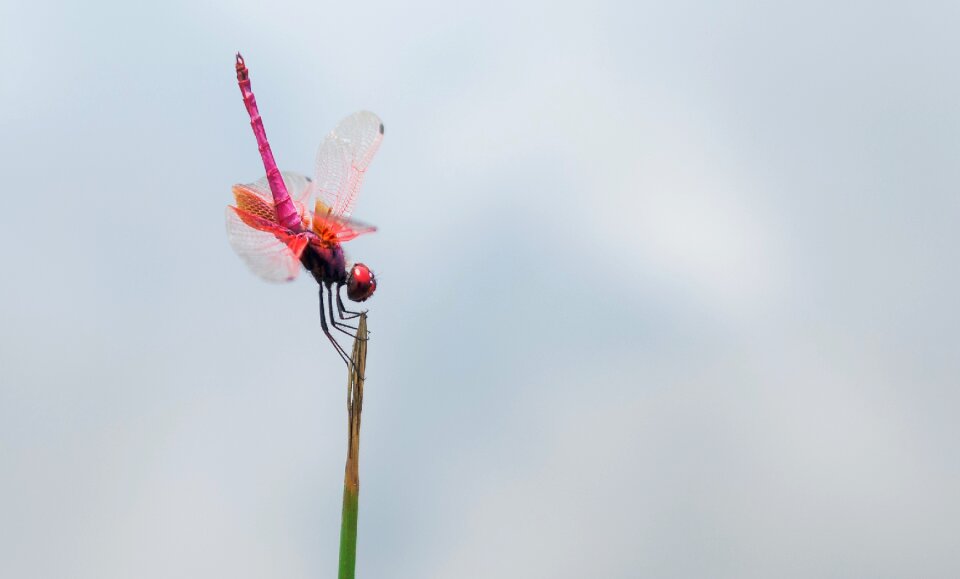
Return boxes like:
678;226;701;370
332;219;377;242
315;111;384;218
225;206;308;282
314;206;378;243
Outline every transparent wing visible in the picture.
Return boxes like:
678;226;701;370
225;206;308;282
312;199;378;243
318;213;378;243
315;111;384;219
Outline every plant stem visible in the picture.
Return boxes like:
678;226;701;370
338;313;367;579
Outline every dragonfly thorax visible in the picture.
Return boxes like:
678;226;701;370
302;241;347;285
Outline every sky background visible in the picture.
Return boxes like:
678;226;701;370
2;0;959;577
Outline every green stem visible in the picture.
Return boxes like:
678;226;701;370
338;486;360;579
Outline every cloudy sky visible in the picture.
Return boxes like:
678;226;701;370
2;0;958;577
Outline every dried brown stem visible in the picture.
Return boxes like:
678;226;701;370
338;313;367;579
344;312;367;492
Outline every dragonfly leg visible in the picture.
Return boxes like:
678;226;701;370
336;283;363;320
330;287;359;331
319;285;353;367
328;283;361;339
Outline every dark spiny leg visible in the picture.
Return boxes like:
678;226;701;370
335;284;371;340
328;283;361;339
336;283;362;320
331;284;359;329
319;285;352;367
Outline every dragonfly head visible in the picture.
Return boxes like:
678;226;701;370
347;262;377;302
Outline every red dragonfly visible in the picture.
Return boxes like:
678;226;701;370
227;54;382;365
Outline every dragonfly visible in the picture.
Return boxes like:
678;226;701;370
227;53;382;366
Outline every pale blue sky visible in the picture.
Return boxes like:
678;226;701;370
2;1;959;577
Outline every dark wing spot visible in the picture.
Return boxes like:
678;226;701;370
379;123;385;135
